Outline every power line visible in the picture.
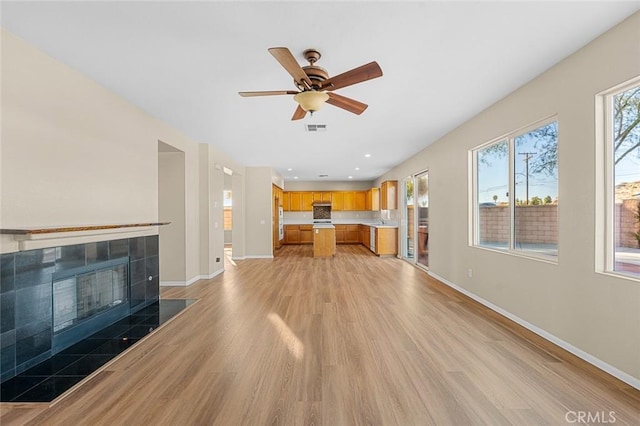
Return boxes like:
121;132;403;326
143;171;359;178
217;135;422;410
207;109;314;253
518;152;537;205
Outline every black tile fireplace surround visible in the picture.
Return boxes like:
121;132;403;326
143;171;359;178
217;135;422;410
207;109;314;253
0;235;160;384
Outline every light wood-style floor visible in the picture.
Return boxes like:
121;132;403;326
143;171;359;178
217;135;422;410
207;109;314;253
2;245;639;425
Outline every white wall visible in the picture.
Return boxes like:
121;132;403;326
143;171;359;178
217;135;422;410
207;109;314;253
0;28;244;286
376;13;640;384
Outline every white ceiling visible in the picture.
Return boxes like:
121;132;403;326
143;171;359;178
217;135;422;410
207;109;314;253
2;1;639;182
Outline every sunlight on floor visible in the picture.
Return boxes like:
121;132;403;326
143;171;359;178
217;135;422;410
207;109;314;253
268;313;304;360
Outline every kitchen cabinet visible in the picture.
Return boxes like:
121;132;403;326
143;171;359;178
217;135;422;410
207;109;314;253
289;192;302;211
334;225;345;243
313;227;336;257
282;192;291;211
342;191;366;211
301;192;314;211
300;225;313;244
313;191;332;202
366;188;380;211
360;225;370;245
380;180;398;210
331;192;344;211
375;228;398;256
284;225;300;244
345;225;360;243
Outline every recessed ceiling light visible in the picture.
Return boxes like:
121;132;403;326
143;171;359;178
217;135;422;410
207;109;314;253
294;176;298;179
287;168;293;171
348;176;353;179
364;154;371;158
355;167;360;171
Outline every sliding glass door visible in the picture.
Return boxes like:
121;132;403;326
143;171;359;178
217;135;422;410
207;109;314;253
402;176;414;261
415;171;429;269
401;171;429;268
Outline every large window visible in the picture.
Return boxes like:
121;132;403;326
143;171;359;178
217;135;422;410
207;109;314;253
473;118;558;259
606;82;640;278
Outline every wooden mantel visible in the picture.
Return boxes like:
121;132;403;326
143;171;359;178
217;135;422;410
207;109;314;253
0;222;170;235
0;222;170;253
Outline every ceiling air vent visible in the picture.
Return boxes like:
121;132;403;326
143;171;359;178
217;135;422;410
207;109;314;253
318;174;329;178
305;124;327;132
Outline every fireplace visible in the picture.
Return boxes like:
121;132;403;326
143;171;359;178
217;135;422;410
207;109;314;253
51;257;130;353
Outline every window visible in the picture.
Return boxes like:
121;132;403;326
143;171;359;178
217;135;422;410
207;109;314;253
606;82;640;277
473;118;558;259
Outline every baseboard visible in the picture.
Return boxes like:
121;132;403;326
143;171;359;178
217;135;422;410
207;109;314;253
231;256;245;260
160;269;224;287
428;271;640;391
244;255;274;259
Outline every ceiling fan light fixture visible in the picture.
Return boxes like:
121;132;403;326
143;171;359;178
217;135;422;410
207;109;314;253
294;91;329;113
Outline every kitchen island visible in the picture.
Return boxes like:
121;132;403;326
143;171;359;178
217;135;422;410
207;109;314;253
313;223;336;257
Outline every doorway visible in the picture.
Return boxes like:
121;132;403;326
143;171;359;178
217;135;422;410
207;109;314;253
401;171;429;269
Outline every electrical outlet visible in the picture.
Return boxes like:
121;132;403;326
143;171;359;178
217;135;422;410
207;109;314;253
216;257;220;262
467;268;473;278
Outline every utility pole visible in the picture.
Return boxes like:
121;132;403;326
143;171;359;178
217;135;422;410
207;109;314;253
519;152;537;205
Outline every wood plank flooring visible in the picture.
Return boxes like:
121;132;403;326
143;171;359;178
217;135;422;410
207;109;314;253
1;244;639;425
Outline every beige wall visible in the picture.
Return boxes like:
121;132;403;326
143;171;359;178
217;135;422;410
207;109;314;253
158;151;186;281
284;180;375;191
0;28;245;285
244;167;274;258
377;13;640;383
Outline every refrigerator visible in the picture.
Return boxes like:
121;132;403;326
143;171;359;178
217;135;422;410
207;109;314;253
278;206;284;241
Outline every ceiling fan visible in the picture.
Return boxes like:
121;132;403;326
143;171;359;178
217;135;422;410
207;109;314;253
239;47;383;120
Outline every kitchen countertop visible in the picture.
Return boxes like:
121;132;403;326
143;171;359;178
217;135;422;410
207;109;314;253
313;224;336;229
284;220;398;229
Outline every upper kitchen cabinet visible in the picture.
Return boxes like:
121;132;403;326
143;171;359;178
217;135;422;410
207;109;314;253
283;191;313;211
301;192;314;211
380;180;398;210
283;192;291;211
342;191;366;211
313;192;332;203
331;192;344;211
289;192;302;211
366;188;380;211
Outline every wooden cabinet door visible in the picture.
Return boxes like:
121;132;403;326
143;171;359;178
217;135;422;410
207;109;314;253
301;192;314;211
331;192;344;211
343;192;355;210
355;192;366;211
334;225;346;243
283;192;290;211
312;192;331;202
367;188;380;211
284;226;300;244
346;225;360;243
380;181;398;210
289;192;301;211
300;226;313;244
375;228;398;255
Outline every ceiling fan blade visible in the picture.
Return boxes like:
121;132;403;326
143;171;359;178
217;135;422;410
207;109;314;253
326;92;368;115
291;105;307;121
268;47;313;88
239;90;298;97
320;61;383;91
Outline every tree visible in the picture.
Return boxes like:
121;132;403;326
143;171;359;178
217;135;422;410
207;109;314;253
493;195;498;203
479;85;640;171
614;87;640;165
530;196;542;205
544;195;553;204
